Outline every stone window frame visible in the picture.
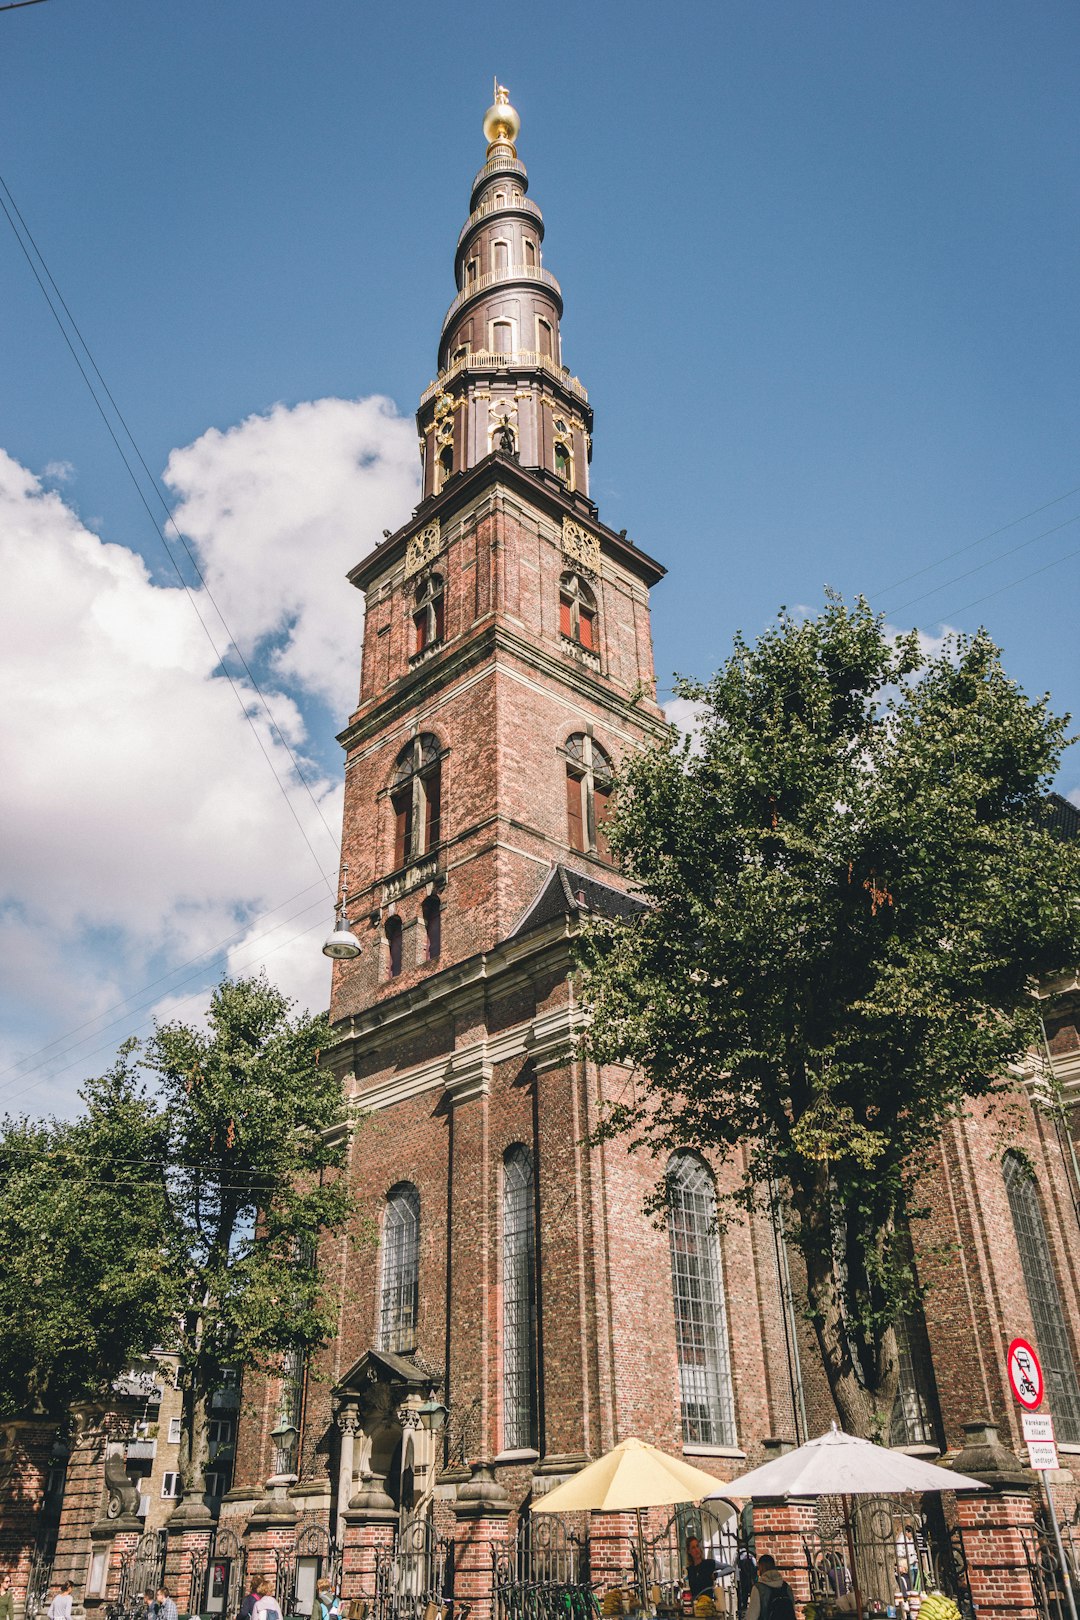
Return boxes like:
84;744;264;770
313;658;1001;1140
665;1150;738;1449
388;733;445;874
558;571;598;654
502;1143;538;1452
561;732;613;860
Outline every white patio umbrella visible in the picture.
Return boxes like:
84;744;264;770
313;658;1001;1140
533;1437;737;1608
707;1426;986;1618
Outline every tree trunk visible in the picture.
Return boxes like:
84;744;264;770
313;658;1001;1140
793;1178;900;1438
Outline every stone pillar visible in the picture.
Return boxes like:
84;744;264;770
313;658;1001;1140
243;1490;298;1605
102;1524;143;1605
164;1499;218;1613
0;1419;57;1617
340;1479;398;1609
452;1464;512;1620
947;1421;1040;1620
748;1438;815;1606
588;1512;638;1594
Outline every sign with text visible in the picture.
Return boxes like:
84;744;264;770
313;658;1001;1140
1022;1413;1055;1443
1007;1338;1044;1409
1026;1439;1060;1471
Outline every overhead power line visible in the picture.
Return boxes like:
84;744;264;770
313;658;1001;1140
881;513;1080;620
0;172;341;888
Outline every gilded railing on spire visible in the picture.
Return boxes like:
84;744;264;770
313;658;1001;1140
421;348;588;405
441;263;562;331
457;194;543;251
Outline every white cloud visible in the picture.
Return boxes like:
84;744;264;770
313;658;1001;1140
41;459;74;484
164;396;420;715
0;396;416;1113
663;696;707;752
884;621;963;662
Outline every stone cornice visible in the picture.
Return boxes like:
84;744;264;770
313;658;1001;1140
347;454;665;594
338;618;669;754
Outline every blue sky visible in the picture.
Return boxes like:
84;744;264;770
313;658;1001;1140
1;0;1078;1111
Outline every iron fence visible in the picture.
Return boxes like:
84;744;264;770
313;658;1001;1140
1024;1506;1080;1620
632;1503;746;1615
802;1496;971;1620
189;1526;247;1619
114;1531;168;1620
276;1524;340;1617
373;1517;453;1620
24;1538;56;1620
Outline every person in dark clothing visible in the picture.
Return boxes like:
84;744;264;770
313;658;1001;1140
687;1538;734;1600
240;1582;261;1620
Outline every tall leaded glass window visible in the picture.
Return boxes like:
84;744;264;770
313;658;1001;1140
890;1310;943;1448
379;1183;420;1354
503;1144;538;1450
1003;1152;1080;1443
666;1152;737;1446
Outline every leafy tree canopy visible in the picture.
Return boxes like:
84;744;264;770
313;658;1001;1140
580;594;1080;1435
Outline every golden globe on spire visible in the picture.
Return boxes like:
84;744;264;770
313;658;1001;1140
483;80;520;157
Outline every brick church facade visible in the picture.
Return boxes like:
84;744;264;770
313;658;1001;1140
4;85;1080;1620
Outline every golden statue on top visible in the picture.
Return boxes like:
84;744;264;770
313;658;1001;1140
483;80;520;155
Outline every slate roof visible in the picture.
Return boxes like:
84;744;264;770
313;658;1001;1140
510;862;645;939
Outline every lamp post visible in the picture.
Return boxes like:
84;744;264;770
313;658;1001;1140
270;1418;299;1479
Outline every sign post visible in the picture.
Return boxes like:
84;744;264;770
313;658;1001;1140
1008;1340;1077;1620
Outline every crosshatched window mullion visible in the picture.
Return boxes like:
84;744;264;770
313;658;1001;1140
503;1145;538;1451
666;1152;737;1447
379;1183;420;1354
1003;1152;1080;1443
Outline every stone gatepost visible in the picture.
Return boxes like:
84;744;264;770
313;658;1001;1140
946;1420;1040;1620
451;1463;512;1620
750;1438;815;1605
340;1478;398;1609
165;1495;218;1613
588;1512;638;1595
243;1490;298;1606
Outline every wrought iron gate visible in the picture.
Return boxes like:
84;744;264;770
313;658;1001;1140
116;1531;168;1620
803;1496;972;1620
374;1516;453;1620
1025;1505;1080;1620
634;1503;743;1613
24;1538;57;1620
494;1512;589;1620
190;1526;247;1618
276;1524;340;1616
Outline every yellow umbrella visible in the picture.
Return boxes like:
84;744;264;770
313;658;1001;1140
532;1437;737;1608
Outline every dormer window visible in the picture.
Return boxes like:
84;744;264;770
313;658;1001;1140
390;733;442;870
564;733;613;860
413;574;445;655
559;573;597;652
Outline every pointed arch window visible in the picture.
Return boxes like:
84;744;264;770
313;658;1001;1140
390;734;442;871
413;574;445;655
503;1145;538;1450
564;734;613;860
559;573;597;652
666;1152;737;1447
1003;1152;1080;1442
379;1183;420;1354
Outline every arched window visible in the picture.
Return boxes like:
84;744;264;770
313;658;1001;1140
536;318;553;358
465;258;478;286
390;734;442;870
422;894;441;962
503;1145;538;1450
492;239;510;272
524;239;536;267
492;320;513;355
385;914;403;979
1003;1152;1080;1442
564;734;613;860
379;1183;420;1353
438;444;453;485
666;1152;737;1446
559;573;597;652
413;574;445;655
553;441;571;483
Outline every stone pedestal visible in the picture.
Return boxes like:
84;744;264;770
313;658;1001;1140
947;1421;1040;1620
340;1479;398;1608
452;1464;512;1620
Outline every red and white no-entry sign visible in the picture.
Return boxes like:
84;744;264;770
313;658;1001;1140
1007;1337;1044;1410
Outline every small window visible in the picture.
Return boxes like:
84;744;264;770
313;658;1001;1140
452;345;468;364
413;574;445;655
492;320;513;355
423;894;441;962
559;573;597;653
524;239;536;267
386;915;403;979
168;1417;182;1445
537;318;553;358
494;190;506;207
204;1471;228;1499
161;1473;181;1499
466;258;478;285
207;1419;233;1446
564;734;614;860
492;239;510;272
553;442;571;483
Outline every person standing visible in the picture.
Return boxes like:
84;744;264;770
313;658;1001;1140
0;1573;16;1620
254;1587;283;1620
240;1582;262;1620
155;1588;178;1620
47;1583;73;1620
744;1557;796;1620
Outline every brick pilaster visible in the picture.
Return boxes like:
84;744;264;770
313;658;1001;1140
749;1499;817;1604
947;1420;1040;1620
452;1464;511;1620
588;1511;637;1595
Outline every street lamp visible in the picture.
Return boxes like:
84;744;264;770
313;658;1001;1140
417;1396;449;1435
322;868;362;961
270;1418;299;1476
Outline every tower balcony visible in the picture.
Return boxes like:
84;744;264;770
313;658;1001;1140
457;194;543;252
470;153;528;195
421;347;589;406
441;263;563;333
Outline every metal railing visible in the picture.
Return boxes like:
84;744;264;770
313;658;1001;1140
471;157;528;192
421;350;588;407
458;197;543;251
441;265;563;331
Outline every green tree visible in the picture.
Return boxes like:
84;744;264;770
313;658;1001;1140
142;973;354;1505
0;1055;175;1420
580;595;1080;1437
